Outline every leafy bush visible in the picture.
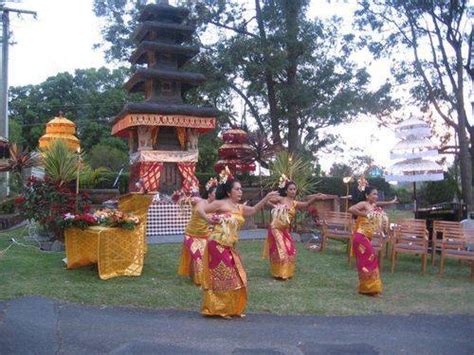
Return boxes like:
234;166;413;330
0;198;15;214
86;144;129;172
15;177;90;241
418;173;459;206
79;166;111;189
317;177;346;196
88;171;129;193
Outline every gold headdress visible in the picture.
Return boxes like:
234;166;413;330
218;166;233;185
357;176;368;192
205;177;218;191
278;174;290;189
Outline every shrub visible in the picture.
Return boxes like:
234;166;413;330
42;140;79;186
418;173;459;206
16;177;90;241
0;198;15;214
86;144;129;172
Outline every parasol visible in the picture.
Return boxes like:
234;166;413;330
385;118;444;210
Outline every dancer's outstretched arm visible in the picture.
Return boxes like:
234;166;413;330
195;200;225;224
376;196;398;207
296;193;332;209
242;191;280;216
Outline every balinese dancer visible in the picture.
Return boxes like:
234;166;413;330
263;175;331;280
177;178;218;286
196;167;278;318
348;185;389;296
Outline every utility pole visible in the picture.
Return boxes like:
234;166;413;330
0;5;36;196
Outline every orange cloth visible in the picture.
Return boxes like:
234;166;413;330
65;194;153;280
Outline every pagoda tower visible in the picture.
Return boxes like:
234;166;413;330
111;0;218;195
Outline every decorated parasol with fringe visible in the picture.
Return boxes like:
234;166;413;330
385;118;444;210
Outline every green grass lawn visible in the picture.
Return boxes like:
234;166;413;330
0;226;473;316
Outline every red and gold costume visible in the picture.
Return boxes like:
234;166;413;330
177;205;209;286
352;215;383;295
263;201;297;279
201;206;247;317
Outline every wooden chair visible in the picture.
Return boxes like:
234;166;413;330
439;228;474;280
321;211;353;263
387;219;425;256
431;221;463;266
391;221;429;274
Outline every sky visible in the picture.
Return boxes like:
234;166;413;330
2;0;439;173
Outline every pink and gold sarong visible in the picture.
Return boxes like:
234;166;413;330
262;202;297;279
178;207;209;286
201;207;247;317
352;216;383;295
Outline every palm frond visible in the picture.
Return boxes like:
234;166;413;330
42;140;80;186
266;151;319;196
79;165;111;189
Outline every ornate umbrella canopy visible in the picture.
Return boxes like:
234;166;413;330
214;128;256;174
38;114;80;152
385;118;444;183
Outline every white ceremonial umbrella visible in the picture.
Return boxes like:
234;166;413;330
385;118;444;210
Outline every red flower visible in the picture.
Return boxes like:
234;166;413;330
14;196;26;204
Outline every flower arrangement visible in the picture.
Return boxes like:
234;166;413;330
61;209;140;230
62;212;98;230
171;189;187;203
93;209;140;230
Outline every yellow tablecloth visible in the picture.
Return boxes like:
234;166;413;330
65;193;154;280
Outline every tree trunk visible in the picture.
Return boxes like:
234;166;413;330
457;110;473;209
283;0;300;153
454;46;473;209
255;0;282;148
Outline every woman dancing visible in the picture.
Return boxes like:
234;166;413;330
263;175;332;280
348;185;388;296
196;167;278;318
177;178;218;286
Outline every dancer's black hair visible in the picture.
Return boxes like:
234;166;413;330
352;184;377;203
202;185;217;199
278;180;296;197
216;178;240;200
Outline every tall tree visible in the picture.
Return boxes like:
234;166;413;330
355;0;473;207
93;0;394;157
9;67;134;152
